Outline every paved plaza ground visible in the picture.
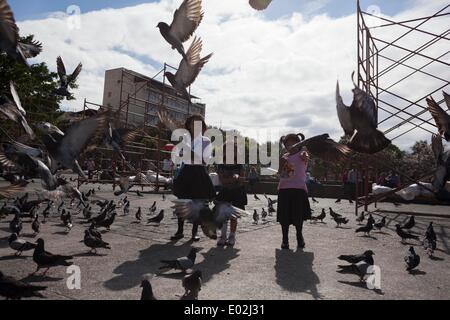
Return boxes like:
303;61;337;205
1;179;449;300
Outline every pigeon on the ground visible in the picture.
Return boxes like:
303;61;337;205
157;0;203;60
9;212;22;235
96;211;116;230
355;220;374;236
182;269;202;300
253;209;259;224
356;211;365;224
123;201;130;215
0;271;46;300
374;216;386;231
148;210;164;224
32;238;73;275
31;214;40;235
311;208;326;222
338;250;374;265
404;246;420;272
83;230;110;254
395;224;419;243
329;207;342;219
8;233;36;255
261;208;267;220
159;247;199;273
135;207;142;222
401;216;415;230
333;215;349;227
140;276;156;300
423;222;437;258
88;223;102;240
136;190;144;197
150;201;157;213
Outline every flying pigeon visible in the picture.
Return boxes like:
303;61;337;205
404;246;420;272
165;36;213;104
32;238;73;275
55;56;82;98
0;82;35;139
35;122;64;136
0;271;46;300
0;0;42;66
105;124;143;161
427;92;450;141
159;247;199;272
157;0;203;60
336;74;391;154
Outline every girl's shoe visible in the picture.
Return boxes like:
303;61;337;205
226;234;236;246
281;243;289;250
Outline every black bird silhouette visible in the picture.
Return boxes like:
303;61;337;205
83;230;110;254
336;74;391;153
9;212;22;235
140;277;156;300
96;211;116;231
135;207;142;222
374;217;386;231
32;238;73;275
31;214;40;235
426;92;450;141
123;201;130;215
355;220;374;236
157;0;203;60
182;269;202;300
396;224;419;243
0;271;46;300
254;194;260;200
148;210;164;224
8;233;36;255
150;201;157;213
356;211;365;224
55;56;82;98
88;223;102;240
401;216;415;230
404;246;420;272
311;208;326;222
367;214;375;226
333;215;348;227
338;250;374;265
159;248;199;273
136;190;144;197
423;222;437;258
329;207;342;219
425;222;437;242
261;208;267;220
253;209;259;224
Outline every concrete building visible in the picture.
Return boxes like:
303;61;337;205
102;68;206;127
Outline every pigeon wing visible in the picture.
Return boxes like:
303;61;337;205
171;199;206;222
157;108;183;132
300;134;351;163
177;256;194;270
169;0;203;43
351;83;377;129
431;134;443;163
0;183;24;198
0;0;19;47
443;91;450;111
56;56;67;79
336;81;354;136
18;40;42;58
9;82;25;115
68;62;82;84
427;96;450;138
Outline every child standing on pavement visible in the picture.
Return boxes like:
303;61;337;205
277;133;312;250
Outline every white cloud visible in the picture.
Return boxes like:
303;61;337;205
17;0;450;150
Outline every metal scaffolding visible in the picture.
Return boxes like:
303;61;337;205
354;1;450;213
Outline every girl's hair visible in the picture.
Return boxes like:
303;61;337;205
280;133;305;148
185;114;207;134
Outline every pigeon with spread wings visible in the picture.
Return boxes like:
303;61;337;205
55;56;82;98
431;133;450;199
157;0;203;60
165;36;213;104
427;92;450;141
285;133;351;163
249;0;273;11
41;112;108;178
0;82;35;139
0;0;42;66
105;123;143;161
336;73;391;154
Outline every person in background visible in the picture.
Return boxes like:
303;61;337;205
171;114;215;242
306;171;320;203
277;133;311;250
335;170;350;203
216;141;247;247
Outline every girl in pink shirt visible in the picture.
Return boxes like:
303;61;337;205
277;133;312;250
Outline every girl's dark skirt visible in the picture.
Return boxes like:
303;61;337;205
216;186;248;210
277;188;311;226
173;165;215;200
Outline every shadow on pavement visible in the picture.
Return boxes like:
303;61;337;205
274;249;322;299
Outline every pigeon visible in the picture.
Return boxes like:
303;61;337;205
401;216;415;230
355;220;374;236
140;276;156;300
253;209;259;224
404;246;420;272
62;211;73;232
367;214;375;226
337;261;373;282
148;210;164;224
9;213;22;235
55;56;82;98
88;223;102;240
373;217;386;231
31;214;40;235
338;250;374;265
356;211;365;224
423;222;437;258
0;0;42;66
430;134;450;199
123;201;130;215
261;208;267;220
427;92;450;141
162;194;166;201
32;238;73;275
165;36;213;104
96;211;117;230
157;0;203;60
159;247;199;272
135;207;142;221
249;0;273;11
150;201;157;213
82;205;92;219
114;176;132;196
425;222;437;242
83;230;110;254
182;269;202;300
35;122;64;136
0;271;46;300
105;124;143;161
311;208;326;222
8;233;36;255
395;224;419;243
136;190;144;197
0;82;35;139
254;194;260;200
0;183;25;199
329;207;342;219
333;216;349;227
42;202;51;222
336;74;391;153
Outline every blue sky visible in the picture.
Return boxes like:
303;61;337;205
10;0;414;21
